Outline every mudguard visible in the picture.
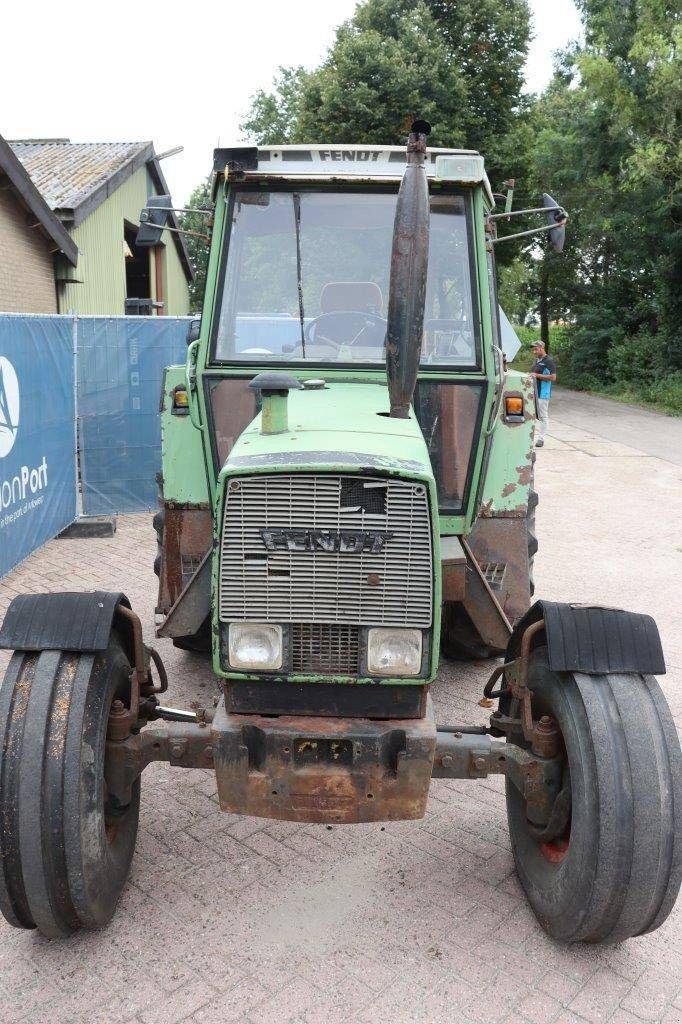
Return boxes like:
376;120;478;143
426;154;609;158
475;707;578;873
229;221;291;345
0;592;131;654
507;599;666;676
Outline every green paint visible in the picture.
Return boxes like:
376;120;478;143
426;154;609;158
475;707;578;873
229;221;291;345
227;382;432;473
160;366;210;504
261;393;289;434
478;368;535;513
208;382;443;683
159;167;534;689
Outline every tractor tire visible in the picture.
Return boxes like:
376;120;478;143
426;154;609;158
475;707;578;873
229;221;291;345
506;646;681;944
442;470;538;662
153;506;211;653
172;617;212;653
527;485;538;597
152;508;164;578
0;637;140;937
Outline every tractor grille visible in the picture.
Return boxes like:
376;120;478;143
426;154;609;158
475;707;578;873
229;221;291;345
292;624;360;674
219;474;432;627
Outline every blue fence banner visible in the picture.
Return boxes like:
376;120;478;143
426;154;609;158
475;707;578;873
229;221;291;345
78;317;190;514
0;316;77;576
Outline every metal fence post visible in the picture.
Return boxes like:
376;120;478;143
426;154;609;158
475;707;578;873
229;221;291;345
72;315;83;519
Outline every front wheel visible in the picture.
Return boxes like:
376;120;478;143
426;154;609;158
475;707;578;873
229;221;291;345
0;637;139;937
506;648;681;943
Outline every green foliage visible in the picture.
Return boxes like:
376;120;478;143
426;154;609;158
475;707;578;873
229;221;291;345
241;0;532;186
510;325;570;368
510;324;682;415
184;0;680;415
179;180;212;313
241;67;309;145
606;333;667;387
519;1;681;409
645;373;682;416
497;257;535;323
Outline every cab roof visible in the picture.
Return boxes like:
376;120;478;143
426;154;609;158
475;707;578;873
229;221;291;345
213;144;494;205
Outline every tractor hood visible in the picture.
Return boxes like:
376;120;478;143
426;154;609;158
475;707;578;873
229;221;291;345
223;381;433;478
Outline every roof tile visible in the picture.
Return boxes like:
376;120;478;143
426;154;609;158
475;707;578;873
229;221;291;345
8;140;151;212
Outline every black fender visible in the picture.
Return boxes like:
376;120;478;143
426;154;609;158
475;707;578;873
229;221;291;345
506;599;666;676
0;592;135;666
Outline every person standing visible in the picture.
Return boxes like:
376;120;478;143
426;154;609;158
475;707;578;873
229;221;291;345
531;341;557;447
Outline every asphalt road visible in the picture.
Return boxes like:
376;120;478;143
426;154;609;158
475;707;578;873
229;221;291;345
0;391;680;1024
551;387;682;465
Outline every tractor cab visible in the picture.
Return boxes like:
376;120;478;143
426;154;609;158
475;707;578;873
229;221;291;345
153;134;535;681
203;149;488;521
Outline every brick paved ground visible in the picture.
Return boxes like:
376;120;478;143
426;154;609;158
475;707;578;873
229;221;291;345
0;410;680;1024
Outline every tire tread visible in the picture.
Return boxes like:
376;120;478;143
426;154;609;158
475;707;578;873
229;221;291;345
506;651;681;944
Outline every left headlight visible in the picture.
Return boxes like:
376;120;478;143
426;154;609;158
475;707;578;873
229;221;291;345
367;627;422;677
228;622;282;671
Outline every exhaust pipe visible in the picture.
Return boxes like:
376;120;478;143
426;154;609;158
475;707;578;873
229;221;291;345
248;371;302;434
386;119;431;418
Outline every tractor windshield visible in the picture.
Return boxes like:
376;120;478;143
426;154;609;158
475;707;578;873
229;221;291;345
212;188;478;367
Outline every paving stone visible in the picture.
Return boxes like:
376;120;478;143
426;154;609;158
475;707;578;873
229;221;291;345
0;409;681;1024
568;969;634;1024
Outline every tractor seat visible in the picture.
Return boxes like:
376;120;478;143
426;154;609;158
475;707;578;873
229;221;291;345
319;281;383;315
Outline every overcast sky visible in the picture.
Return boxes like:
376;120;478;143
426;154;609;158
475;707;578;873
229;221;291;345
2;0;582;205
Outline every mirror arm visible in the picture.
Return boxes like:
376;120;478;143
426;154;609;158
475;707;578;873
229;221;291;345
488;205;564;221
164;208;212;217
148;223;211;243
141;206;212;218
490;221;567;245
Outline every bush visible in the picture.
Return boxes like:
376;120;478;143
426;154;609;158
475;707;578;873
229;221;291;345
607;332;665;386
644;372;682;416
508;323;680;415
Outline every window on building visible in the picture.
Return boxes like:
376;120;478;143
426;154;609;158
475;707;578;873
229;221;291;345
124;221;155;315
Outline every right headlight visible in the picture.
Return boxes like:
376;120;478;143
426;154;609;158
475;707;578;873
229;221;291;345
367;627;422;676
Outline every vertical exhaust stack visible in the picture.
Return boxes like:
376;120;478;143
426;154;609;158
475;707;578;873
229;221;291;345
386;119;431;418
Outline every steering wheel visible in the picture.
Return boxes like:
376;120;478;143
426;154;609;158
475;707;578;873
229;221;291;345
303;311;386;353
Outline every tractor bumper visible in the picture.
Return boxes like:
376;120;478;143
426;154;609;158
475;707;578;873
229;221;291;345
211;696;437;823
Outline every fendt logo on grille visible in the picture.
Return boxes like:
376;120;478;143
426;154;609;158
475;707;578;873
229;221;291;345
260;528;394;554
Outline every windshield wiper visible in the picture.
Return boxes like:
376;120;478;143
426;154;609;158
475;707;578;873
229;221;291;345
293;193;306;359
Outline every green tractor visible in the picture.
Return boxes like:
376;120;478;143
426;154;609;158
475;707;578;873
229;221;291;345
0;123;679;943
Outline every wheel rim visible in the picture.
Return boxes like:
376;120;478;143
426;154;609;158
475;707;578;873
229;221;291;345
103;695;135;845
103;786;132;844
528;712;572;866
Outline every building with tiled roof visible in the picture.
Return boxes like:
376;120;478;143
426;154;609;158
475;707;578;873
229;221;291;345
0;136;78;313
2;137;192;315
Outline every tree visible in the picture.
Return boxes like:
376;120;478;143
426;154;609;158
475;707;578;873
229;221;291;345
524;2;681;383
179;180;213;313
496;1;680;395
241;0;532;187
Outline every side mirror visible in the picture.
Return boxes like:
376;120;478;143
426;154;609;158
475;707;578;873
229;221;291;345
136;195;173;247
544;193;567;253
186;317;200;346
